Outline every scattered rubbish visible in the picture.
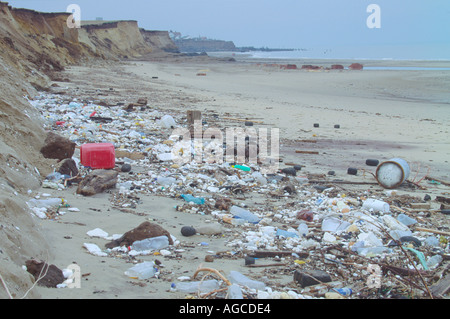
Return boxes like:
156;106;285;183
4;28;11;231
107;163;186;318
21;90;450;300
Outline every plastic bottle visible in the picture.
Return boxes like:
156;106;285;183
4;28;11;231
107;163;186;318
181;194;205;205
228;284;244;299
45;172;63;181
233;165;251;172
131;236;170;251
125;262;158;280
397;213;417;226
333;288;352;296
175;280;220;294
427;255;443;269
251;171;267;185
230;205;260;224
276;228;298;238
228;271;266;290
321;217;350;233
362;199;390;213
195;224;223;235
298;223;309;237
27;198;65;208
157;176;176;186
160;115;176;129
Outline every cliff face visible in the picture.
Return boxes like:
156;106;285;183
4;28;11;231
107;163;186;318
140;29;179;53
0;1;177;299
79;21;154;59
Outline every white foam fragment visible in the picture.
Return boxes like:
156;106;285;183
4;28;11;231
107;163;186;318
83;243;108;257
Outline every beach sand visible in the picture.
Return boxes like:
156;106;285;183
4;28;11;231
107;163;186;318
30;57;450;299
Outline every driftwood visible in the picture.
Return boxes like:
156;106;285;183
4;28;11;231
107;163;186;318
295;150;319;155
414;227;450;237
248;250;309;259
193;266;231;286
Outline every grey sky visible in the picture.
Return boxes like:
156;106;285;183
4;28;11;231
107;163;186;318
6;0;450;56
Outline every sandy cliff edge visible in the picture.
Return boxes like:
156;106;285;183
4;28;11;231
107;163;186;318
0;1;179;298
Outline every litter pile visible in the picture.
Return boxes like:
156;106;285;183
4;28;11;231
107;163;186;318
24;92;449;299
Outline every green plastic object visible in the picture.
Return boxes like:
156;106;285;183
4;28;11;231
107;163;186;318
405;247;429;270
181;194;205;205
233;165;251;172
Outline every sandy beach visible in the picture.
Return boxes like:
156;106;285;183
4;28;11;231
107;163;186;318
26;57;450;300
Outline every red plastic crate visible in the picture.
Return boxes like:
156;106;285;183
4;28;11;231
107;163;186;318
80;143;115;169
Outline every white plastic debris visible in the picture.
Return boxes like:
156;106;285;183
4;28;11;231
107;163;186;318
83;243;108;257
86;228;109;238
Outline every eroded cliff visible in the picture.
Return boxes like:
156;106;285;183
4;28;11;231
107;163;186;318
0;1;177;298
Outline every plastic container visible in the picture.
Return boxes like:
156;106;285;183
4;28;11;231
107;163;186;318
298;223;309;237
376;158;410;189
333;288;352;296
228;284;244;299
321;217;350;233
276;228;299;238
228;271;266;290
160;115;176;129
131;236;170;251
397;213;417;226
362;198;390;213
156;176;176;186
195;224;223;235
80;143;115;169
27;198;65;208
125;262;158;280
175;280;220;294
233;165;251;172
230;205;260;224
181;194;205;205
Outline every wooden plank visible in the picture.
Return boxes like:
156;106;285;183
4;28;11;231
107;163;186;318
295;150;319;155
430;274;450;297
415;227;450;236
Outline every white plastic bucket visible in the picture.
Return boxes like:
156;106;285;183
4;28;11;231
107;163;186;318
376;158;410;189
